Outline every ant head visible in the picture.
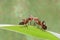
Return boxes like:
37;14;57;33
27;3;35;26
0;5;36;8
42;25;47;30
42;21;47;30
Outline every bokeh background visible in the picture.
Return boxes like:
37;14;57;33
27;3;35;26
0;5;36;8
0;0;60;33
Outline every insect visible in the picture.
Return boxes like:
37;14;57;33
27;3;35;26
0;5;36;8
19;15;47;30
28;15;33;25
19;15;33;26
34;17;47;30
19;18;29;27
41;21;47;30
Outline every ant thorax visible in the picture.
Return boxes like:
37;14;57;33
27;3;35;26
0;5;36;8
28;18;33;21
28;15;33;20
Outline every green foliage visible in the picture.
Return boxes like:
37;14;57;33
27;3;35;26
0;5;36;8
2;25;59;40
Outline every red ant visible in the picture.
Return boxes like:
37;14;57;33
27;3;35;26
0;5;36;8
19;15;47;30
34;17;47;30
19;18;29;27
19;15;33;26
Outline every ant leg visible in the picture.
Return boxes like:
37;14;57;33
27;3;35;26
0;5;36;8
41;28;46;31
41;28;43;30
24;24;28;29
28;21;31;25
34;22;36;26
26;24;28;27
39;26;43;30
30;21;31;25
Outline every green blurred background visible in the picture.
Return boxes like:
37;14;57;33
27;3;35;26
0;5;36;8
0;0;60;33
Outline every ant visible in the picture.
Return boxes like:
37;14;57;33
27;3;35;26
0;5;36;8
19;15;47;30
19;18;29;27
34;17;47;30
19;15;33;27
